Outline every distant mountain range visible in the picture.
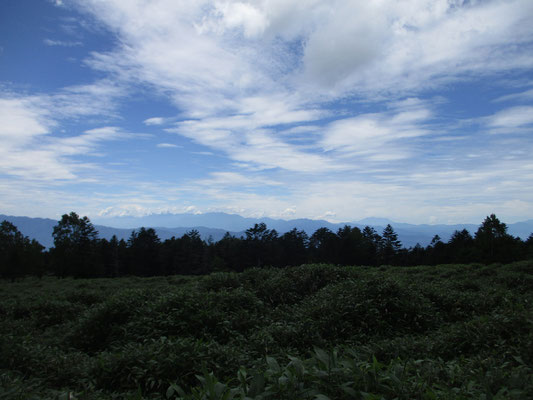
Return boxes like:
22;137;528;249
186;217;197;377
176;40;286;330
1;213;532;249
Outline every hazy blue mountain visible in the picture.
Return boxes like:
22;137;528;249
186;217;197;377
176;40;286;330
94;213;345;234
93;212;498;247
356;217;396;226
508;220;533;239
93;212;254;231
353;221;480;248
2;213;532;249
0;215;58;248
0;215;241;248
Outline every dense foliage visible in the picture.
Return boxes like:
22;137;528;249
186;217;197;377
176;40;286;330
1;213;532;279
1;262;532;399
0;221;45;280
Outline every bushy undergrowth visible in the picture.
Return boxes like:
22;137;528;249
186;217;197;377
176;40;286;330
0;261;532;399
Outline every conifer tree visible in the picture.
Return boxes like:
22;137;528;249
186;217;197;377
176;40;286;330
52;212;99;277
381;224;402;264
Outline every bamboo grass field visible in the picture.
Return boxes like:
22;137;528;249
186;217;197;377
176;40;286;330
1;262;533;399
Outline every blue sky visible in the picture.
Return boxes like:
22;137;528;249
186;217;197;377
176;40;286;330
1;0;533;224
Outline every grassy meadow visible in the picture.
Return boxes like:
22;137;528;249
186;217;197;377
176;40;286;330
1;262;533;399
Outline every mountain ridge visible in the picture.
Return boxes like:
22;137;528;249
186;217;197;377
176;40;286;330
1;213;532;249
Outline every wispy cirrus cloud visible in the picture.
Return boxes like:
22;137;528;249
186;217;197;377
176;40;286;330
321;100;433;161
486;106;533;133
0;83;130;181
144;117;167;126
156;143;180;148
43;38;83;47
196;171;281;188
493;87;533;103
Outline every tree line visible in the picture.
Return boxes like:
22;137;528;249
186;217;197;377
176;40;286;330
1;212;532;279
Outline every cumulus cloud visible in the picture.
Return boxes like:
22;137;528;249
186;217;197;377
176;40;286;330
63;0;533;102
210;1;269;38
71;0;533;165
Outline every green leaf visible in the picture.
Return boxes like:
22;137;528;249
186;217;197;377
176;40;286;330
248;374;265;397
314;348;330;369
512;355;525;365
341;385;358;397
238;366;247;383
266;356;281;373
215;382;227;397
166;386;175;399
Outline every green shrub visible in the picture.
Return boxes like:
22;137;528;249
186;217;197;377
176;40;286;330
1;263;532;399
67;289;152;351
293;277;439;343
129;287;268;344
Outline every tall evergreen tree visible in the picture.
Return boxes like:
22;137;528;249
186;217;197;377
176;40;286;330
474;214;515;263
0;221;44;280
361;226;382;266
526;233;533;260
381;224;402;265
428;234;447;264
336;225;364;266
128;227;161;276
309;227;338;263
448;229;474;263
244;223;279;267
279;228;309;266
179;230;207;274
51;212;99;278
98;236;121;277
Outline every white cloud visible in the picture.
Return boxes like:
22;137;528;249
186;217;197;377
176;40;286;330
0;91;131;181
211;1;269;38
157;143;180;148
68;0;533;171
173;120;341;172
0;98;51;145
165;93;338;172
53;80;125;118
321;101;432;160
50;126;128;157
144;117;166;126
486;106;533;133
43;38;82;47
301;1;387;88
494;87;533;103
69;0;533;102
181;159;533;224
66;0;533;175
197;171;281;187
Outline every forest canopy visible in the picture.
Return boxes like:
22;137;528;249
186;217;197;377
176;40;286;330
1;213;532;279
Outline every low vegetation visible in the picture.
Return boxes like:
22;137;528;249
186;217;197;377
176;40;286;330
1;262;532;399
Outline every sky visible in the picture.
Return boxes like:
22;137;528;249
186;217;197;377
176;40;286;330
1;0;533;225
